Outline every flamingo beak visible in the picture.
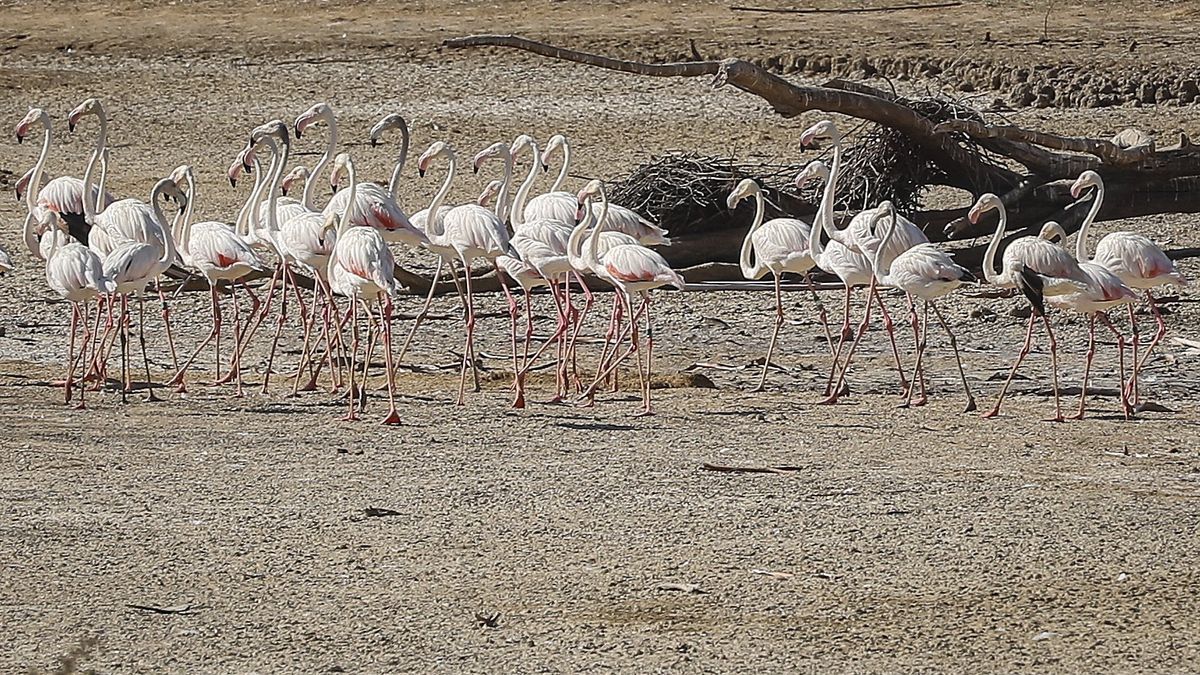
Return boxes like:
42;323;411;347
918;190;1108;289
967;206;981;224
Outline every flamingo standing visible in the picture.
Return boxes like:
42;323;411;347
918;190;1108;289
969;193;1089;421
96;177;185;402
169;165;267;395
523;133;576;224
796;161;874;397
726;178;833;392
1036;221;1137;419
324;153;403;424
14;103;114;244
573;180;685;415
799;120;914;401
863;202;977;410
414;140;515;405
1070;170;1188;406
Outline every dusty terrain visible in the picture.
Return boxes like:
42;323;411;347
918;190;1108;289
2;1;1200;672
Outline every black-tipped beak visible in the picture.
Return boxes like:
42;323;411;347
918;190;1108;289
370;138;379;147
330;185;338;195
293;124;303;139
418;168;426;178
14;135;21;144
472;166;479;175
68;122;77;133
281;186;289;196
242;162;252;173
229;177;237;188
541;164;549;173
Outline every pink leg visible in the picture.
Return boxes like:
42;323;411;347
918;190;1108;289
379;295;401;425
1042;312;1064;423
1097;312;1131;419
929;301;976;412
156;281;180;373
1127;290;1167;406
751;273;786;393
172;285;222;393
456;258;475;406
874;284;909;395
495;263;524;408
823;285;855;397
983;313;1036;419
136;293;161;402
63;304;79;405
1071;314;1097;420
344;295;361;421
822;281;878;405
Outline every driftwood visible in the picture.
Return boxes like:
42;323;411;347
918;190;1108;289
444;34;1200;260
730;2;962;14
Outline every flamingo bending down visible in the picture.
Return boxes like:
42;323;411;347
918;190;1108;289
14;104;115;244
325;153;403;424
800;120;913;401
969;193;1089;421
574;180;685;415
169;165;268;394
727;178;833;392
96;177;185;403
863;202;977;410
416;140;516;405
1070;170;1188;407
1037;221;1137;419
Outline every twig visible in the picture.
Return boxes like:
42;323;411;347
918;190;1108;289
730;1;962;14
701;462;803;474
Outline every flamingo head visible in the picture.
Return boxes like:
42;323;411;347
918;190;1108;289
799;120;842;149
1038;221;1067;243
226;157;245;188
15;167;36;201
168;165;193;192
293;102;333;139
577;179;604;206
541;134;567;172
329;152;352;194
368;113;407;147
235;143;258;178
794;160;829;191
1070;170;1102;199
870;200;896;229
66;98;102;133
509;134;537;159
417;141;450;177
15;108;49;143
320;211;339;237
726;178;759;211
472;141;510;175
281;166;309;196
154;177;188;208
477;179;503;208
249;119;289;151
967;193;1002;224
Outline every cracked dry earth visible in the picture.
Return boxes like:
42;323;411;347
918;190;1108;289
2;1;1199;672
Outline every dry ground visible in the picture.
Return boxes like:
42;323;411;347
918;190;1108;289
2;1;1199;672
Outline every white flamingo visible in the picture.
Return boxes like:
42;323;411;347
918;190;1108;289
1036;221;1138;419
970;193;1089;421
726;178;832;392
325;152;403;424
415;140;516;405
863;202;977;410
1070;170;1188;406
96;177;185;403
573;180;685;415
800;119;915;400
169;165;267;395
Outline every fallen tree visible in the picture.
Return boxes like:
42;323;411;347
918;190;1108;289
444;34;1200;266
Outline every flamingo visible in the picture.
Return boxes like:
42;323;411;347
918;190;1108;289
14;104;114;244
0;245;12;274
795;161;874;396
726;178;833;392
573;180;685;415
862;202;977;410
496;239;555;407
168;165;267;395
27;211;114;407
523;133;576;223
1070;170;1188;407
368;112;410;203
324;152;403;425
799;120;914;401
294;103;425;246
1036;221;1138;419
415;140;516;405
96;177;185;403
969;193;1089;421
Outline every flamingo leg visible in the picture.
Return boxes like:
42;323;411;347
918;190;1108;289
379;295;401;425
901;297;927;408
78;303;93;410
823;285;855;397
516;282;569;400
801;271;835;359
1071;314;1098;420
494;263;524;409
1126;302;1140;404
292;280;325;395
580;291;646;403
567;272;594;390
874;284;909;395
258;263;292;393
239;262;283;360
343;294;361;421
1098;312;1131;419
361;299;379;403
983;313;1036;419
396;255;444;368
1128;290;1167;406
172;285;222;393
1042;312;1064;422
64;304;79;405
136;293;161;402
821;281;877;405
752;272;786;393
589;293;622;398
230;283;245;397
212;283;224;385
929;300;976;412
636;293;655;417
156;280;179;373
456;256;475;406
118;295;130;404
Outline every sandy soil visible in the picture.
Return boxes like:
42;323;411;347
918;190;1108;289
2;1;1199;672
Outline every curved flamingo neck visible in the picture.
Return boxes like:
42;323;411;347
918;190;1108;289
81;107;109;218
871;209;896;280
26;113;53;216
494;150;515;223
586;189;610;271
568;200;594;270
982;203;1007;285
738;186;766;279
387;122;410;203
337;160;358;235
808;169;832;264
550;140;571;193
424;149;457;242
510;141;542;227
24;212;45;261
1075;182;1104;263
176;171;197;260
304;112;337;210
266;132;290;244
149;180;178;268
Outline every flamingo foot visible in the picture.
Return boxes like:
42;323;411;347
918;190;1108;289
145;389;162;403
1044;415;1065;423
634;409;655;418
981;407;1001;419
73;401;87;411
511;393;526;409
380;409;402;425
912;395;928;408
962;398;977;413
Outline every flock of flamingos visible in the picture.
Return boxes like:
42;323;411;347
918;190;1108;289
8;99;1188;422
